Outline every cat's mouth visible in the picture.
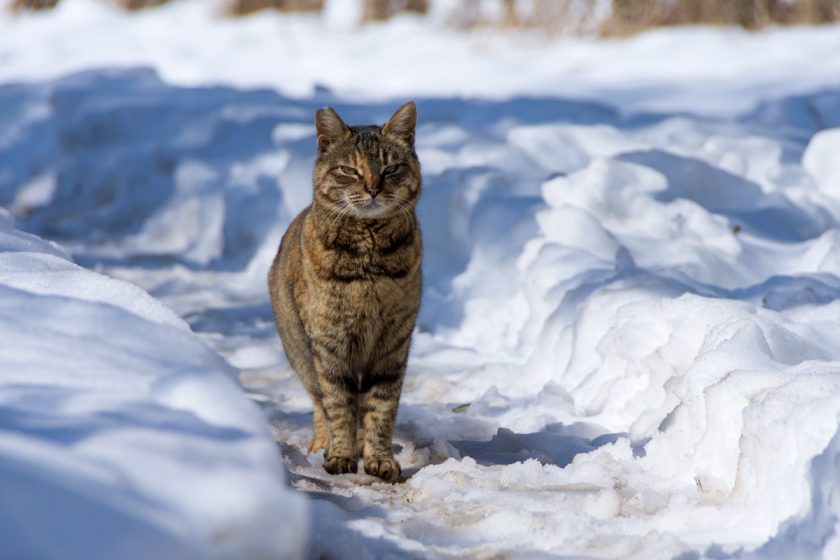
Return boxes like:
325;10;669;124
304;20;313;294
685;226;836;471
349;197;392;219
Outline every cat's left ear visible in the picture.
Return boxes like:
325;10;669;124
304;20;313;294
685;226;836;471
316;107;351;153
382;102;416;146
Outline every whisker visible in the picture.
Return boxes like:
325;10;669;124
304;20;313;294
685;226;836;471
386;194;416;227
330;199;352;229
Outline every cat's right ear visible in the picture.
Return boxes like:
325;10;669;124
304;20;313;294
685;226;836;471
315;107;351;153
382;102;417;146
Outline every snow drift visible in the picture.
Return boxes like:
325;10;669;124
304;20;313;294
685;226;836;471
0;208;308;560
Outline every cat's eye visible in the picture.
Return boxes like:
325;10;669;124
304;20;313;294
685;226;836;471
383;164;401;176
339;166;359;176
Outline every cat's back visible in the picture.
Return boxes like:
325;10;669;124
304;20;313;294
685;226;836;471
268;205;313;347
268;206;320;380
270;205;309;290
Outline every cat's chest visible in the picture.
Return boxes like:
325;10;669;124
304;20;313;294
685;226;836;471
298;272;408;350
317;228;417;281
301;236;417;309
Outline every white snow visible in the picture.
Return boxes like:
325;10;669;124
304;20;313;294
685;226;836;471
3;1;840;558
0;212;308;558
3;0;840;116
804;128;840;197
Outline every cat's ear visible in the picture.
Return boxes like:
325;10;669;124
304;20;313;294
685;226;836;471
382;102;416;146
315;107;351;153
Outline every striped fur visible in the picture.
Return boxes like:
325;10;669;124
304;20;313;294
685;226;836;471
268;103;421;482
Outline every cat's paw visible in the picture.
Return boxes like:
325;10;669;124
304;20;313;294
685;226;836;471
364;456;401;482
308;434;328;453
323;455;358;475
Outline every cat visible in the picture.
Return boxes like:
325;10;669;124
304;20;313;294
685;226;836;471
268;102;422;482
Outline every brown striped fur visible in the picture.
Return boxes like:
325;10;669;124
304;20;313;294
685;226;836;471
268;103;421;482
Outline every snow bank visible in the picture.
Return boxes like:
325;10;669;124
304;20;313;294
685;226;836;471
383;128;840;557
0;210;307;559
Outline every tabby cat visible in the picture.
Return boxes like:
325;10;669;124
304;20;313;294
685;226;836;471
268;102;422;482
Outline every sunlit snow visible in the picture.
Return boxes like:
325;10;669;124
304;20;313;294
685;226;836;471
2;1;840;558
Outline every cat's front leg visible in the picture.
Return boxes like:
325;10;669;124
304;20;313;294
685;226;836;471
308;400;330;453
314;355;359;474
360;368;405;482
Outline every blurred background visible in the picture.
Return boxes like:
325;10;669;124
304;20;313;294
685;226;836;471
4;0;840;113
9;0;840;32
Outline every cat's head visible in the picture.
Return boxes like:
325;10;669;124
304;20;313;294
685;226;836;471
312;102;420;220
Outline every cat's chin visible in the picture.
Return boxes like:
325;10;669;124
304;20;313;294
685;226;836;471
350;201;393;220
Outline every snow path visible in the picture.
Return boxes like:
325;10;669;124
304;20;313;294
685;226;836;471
4;66;840;558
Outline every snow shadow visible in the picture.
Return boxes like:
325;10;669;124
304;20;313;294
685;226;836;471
451;424;624;468
555;259;840;326
0;398;251;446
618;149;831;242
0;459;200;560
729;273;840;311
184;302;275;336
746;87;840;140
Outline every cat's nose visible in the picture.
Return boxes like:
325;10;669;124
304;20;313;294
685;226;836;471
364;184;381;198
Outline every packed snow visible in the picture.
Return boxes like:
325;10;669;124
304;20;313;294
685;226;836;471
3;1;840;558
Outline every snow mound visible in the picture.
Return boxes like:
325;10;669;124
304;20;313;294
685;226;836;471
804;127;840;196
382;159;840;558
0;215;307;559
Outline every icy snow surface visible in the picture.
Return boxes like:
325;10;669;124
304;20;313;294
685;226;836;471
3;2;840;559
